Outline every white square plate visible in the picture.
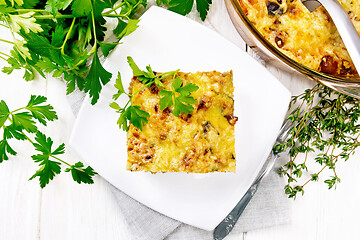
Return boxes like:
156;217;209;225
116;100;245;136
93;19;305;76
69;6;291;231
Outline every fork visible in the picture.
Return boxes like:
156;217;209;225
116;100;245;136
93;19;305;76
301;0;360;74
213;119;292;240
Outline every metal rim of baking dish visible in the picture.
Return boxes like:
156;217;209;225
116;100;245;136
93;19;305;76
225;0;360;96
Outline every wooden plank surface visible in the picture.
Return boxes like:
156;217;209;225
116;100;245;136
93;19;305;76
1;1;360;240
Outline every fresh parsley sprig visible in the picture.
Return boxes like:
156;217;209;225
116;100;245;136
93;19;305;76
0;0;213;105
111;56;199;131
0;95;96;188
111;56;179;131
0;0;145;105
274;85;360;198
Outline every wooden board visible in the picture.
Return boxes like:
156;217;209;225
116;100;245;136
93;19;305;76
1;0;360;239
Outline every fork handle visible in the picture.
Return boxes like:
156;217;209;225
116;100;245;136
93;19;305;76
213;120;292;240
213;182;260;240
318;0;360;74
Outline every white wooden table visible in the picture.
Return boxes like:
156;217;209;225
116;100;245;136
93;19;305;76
1;1;360;239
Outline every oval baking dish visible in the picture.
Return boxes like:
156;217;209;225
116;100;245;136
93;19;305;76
225;0;360;98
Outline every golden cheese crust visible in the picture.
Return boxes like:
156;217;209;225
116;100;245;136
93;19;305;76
239;0;360;76
127;71;237;173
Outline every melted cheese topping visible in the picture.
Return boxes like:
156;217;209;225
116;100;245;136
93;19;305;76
239;0;360;76
127;71;236;173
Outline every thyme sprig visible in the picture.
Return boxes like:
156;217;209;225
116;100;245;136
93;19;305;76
274;84;360;198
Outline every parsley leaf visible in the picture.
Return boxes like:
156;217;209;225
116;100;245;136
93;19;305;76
51;25;66;48
176;81;199;96
29;132;63;188
24;32;56;58
12;112;37;133
0;100;10;128
113;105;150;131
116;109;129;131
8;0;24;6
127;56;144;77
32;131;55;155
173;97;194;116
71;0;93;17
128;105;150;131
14;39;31;60
45;0;72;16
99;42;119;57
167;0;193;16
52;143;65;155
127;56;167;86
22;0;40;8
159;76;198;116
160;0;212;21
65;162;97;184
113;72;125;100
85;50;112;105
26;95;58;125
2;48;41;82
116;19;140;39
29;158;61;188
0;140;17;163
196;0;212;21
36;57;57;73
159;90;173;110
2;50;22;75
3;124;26;141
8;12;43;33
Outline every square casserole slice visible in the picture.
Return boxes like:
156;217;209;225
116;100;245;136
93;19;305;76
127;71;237;173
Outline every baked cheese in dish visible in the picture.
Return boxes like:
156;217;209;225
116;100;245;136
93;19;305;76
127;71;237;173
239;0;360;76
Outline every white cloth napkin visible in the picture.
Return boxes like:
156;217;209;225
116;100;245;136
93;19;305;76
109;166;290;240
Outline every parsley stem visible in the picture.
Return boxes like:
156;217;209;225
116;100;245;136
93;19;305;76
10;107;26;113
0;52;11;58
34;14;74;19
21;128;73;168
23;133;72;168
157;70;180;81
13;9;48;13
91;10;98;44
102;13;129;17
0;38;14;45
0;55;6;61
51;155;72;167
60;17;76;55
121;81;154;112
0;23;9;28
103;0;142;18
103;2;125;15
23;133;35;145
130;82;154;103
3;18;16;44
